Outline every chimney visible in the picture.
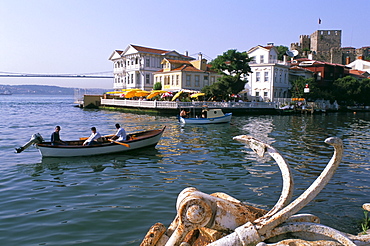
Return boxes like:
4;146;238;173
185;51;188;56
346;56;351;65
267;42;274;46
198;52;203;60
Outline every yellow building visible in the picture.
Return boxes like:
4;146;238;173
153;54;221;92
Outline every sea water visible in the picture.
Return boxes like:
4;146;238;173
0;95;369;245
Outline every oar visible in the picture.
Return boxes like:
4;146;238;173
108;139;130;148
79;134;114;140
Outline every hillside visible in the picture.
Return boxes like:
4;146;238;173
0;85;107;95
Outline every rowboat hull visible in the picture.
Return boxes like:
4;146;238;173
36;127;165;157
179;113;232;125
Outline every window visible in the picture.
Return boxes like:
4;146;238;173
145;58;150;67
211;76;215;83
256;72;260;82
171;75;174;85
285;72;287;83
279;70;282;83
255;92;259;96
186;75;191;86
135;58;139;64
146;74;150;84
264;92;268;97
195;75;200;86
176;75;179;85
264;72;268;82
260;55;264;63
204;75;209;86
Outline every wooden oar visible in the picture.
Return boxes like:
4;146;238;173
108;139;130;148
79;134;114;140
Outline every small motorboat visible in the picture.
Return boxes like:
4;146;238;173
16;126;166;157
179;108;232;125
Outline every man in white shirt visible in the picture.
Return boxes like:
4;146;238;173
111;123;127;141
83;127;102;146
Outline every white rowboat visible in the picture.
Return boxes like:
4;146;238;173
16;127;166;158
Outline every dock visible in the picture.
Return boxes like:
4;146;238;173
100;98;278;115
75;94;339;115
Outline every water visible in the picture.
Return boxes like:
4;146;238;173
1;95;369;245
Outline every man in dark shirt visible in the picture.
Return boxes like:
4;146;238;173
51;126;66;145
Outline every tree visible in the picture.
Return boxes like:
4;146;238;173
153;82;162;90
290;77;310;98
210;49;252;78
202;75;245;99
205;49;252;99
332;76;370;105
290;77;333;101
275;45;289;60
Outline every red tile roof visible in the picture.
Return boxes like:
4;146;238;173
171;65;204;72
349;69;368;78
131;44;170;54
165;59;191;64
289;66;314;72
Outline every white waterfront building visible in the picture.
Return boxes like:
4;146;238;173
246;44;290;102
108;44;194;91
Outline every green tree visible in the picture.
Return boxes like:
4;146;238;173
153;82;162;90
290;77;333;101
205;49;252;99
333;76;370;105
275;45;289;60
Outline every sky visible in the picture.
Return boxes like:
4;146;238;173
1;0;369;89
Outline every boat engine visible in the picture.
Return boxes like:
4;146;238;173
15;133;44;153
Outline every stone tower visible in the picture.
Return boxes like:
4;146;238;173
310;30;342;63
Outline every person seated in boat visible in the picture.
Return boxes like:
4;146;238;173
83;127;102;146
201;108;208;118
180;109;189;118
110;123;127;141
51;126;67;145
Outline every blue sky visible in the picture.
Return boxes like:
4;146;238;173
1;0;369;89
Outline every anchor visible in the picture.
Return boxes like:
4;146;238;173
141;136;370;245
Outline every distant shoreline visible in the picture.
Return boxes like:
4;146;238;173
0;84;107;95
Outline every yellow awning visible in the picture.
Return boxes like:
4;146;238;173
171;91;183;101
134;90;150;97
146;90;168;99
125;90;138;98
190;93;205;98
147;92;161;99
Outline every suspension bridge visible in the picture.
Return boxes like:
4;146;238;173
0;71;114;78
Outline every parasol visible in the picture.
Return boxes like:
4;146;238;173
171;91;183;101
190;93;205;98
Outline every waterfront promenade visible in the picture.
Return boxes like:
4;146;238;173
100;98;278;115
96;98;340;115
